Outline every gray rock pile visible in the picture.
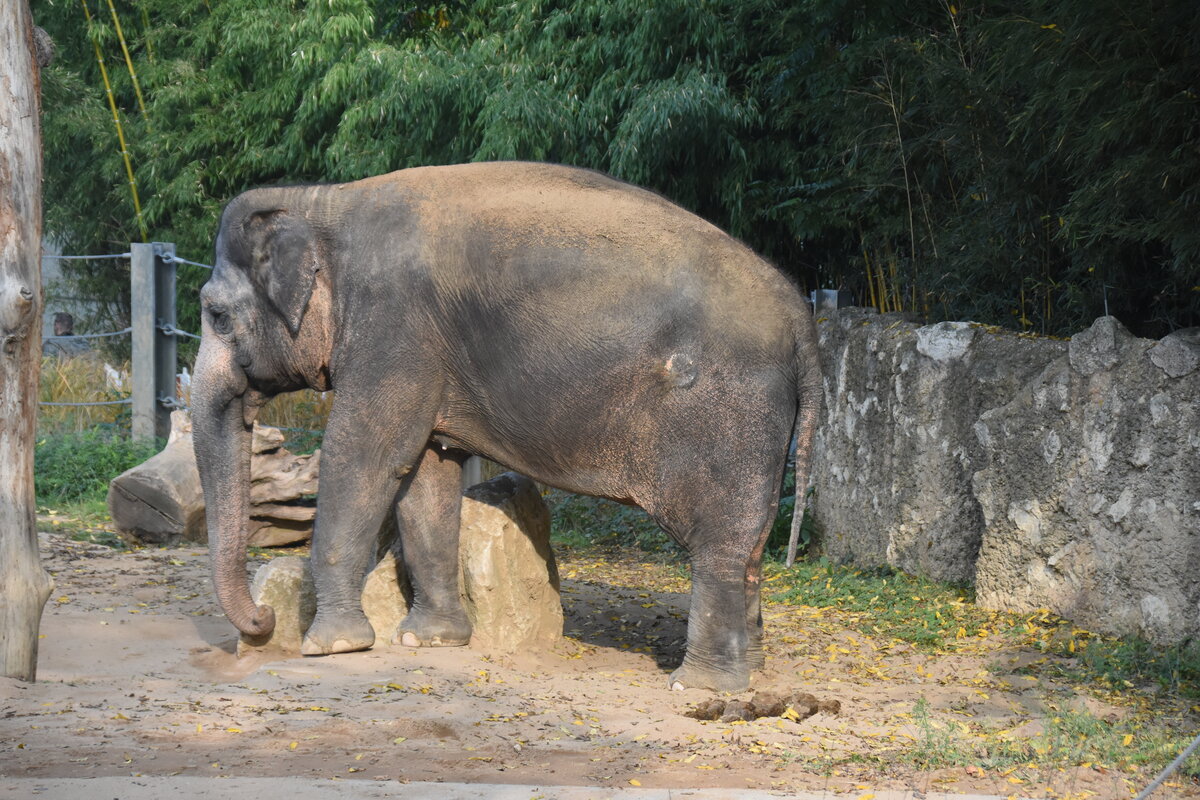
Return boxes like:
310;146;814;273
812;310;1199;644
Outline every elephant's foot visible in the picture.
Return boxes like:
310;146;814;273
301;610;375;656
394;608;471;648
669;660;751;693
745;642;766;672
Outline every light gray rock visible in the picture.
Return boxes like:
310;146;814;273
811;310;1064;583
361;550;412;644
972;316;1200;644
238;556;316;653
811;310;1200;645
459;473;563;652
1068;315;1134;376
239;472;561;653
1149;328;1200;378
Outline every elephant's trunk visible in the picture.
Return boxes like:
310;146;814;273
192;336;275;638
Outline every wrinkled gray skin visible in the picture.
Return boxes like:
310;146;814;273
192;162;821;692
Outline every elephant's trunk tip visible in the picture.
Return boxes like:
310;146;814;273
242;604;276;638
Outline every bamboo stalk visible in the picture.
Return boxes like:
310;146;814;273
864;250;879;312
139;7;154;63
80;0;148;242
105;0;149;121
888;255;901;312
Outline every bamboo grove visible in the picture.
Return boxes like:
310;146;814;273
33;0;1200;341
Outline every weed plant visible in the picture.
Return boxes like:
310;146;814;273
34;429;158;506
546;489;677;555
255;390;332;452
38;355;133;434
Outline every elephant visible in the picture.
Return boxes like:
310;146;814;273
192;161;822;692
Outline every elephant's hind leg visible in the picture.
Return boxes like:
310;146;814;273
394;444;472;647
651;477;781;692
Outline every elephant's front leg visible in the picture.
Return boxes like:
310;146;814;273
301;405;422;656
394;444;472;647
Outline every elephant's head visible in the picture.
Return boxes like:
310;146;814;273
193;189;334;638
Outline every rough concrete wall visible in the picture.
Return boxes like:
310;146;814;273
811;309;1066;584
811;310;1200;644
972;319;1200;644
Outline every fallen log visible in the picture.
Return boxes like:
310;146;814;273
107;411;320;547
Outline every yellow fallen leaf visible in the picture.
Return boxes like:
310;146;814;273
289;741;298;750
629;779;641;786
392;737;407;744
1122;734;1133;746
225;727;241;733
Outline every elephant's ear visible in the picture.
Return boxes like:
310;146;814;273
243;209;320;337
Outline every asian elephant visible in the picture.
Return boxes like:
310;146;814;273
192;162;821;692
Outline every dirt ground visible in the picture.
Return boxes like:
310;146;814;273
2;532;1197;799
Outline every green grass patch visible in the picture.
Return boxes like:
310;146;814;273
765;557;1200;705
546;490;679;555
35;429;159;506
901;702;1200;778
36;497;127;549
765;558;996;650
1016;634;1200;700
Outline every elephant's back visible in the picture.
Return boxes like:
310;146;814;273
343;162;805;360
366;163;796;305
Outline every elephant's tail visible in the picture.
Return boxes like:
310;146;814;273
785;306;823;567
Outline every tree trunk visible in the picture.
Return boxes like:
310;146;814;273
0;2;54;682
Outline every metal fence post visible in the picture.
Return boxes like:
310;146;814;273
131;242;177;443
154;242;177;436
462;456;482;490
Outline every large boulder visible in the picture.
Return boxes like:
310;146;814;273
107;411;318;547
972;318;1200;643
239;472;561;654
811;310;1200;644
811;310;1065;583
459;472;562;652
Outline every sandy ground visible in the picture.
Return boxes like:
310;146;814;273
2;532;1197;799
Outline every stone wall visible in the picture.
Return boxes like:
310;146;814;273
811;309;1200;644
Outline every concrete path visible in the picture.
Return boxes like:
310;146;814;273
0;777;1037;799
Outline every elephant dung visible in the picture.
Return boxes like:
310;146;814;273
458;472;563;653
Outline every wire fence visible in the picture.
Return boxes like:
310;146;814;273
161;252;213;270
38;246;323;436
39;248;212;408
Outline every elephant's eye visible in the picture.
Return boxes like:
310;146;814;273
208;306;232;335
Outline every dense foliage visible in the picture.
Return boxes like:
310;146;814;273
34;429;157;504
34;0;1200;341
